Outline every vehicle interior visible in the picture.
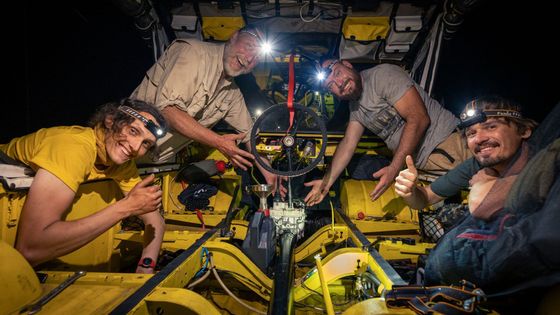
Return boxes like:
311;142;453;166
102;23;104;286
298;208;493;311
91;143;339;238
2;1;559;314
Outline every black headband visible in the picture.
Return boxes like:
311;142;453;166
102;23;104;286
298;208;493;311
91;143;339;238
118;106;166;139
458;101;523;129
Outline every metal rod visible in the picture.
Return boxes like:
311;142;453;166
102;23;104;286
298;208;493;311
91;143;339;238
288;177;293;209
23;270;86;314
314;254;335;315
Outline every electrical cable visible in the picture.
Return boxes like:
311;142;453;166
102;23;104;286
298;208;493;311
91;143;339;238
209;253;267;315
300;2;321;23
187;247;211;288
187;268;211;289
219;269;270;295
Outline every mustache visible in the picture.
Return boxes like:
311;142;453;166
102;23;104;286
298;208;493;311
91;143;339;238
474;140;499;153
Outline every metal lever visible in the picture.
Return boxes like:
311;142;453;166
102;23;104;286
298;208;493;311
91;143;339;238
22;270;87;314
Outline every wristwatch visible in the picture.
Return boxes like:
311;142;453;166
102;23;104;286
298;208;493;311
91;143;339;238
138;257;156;269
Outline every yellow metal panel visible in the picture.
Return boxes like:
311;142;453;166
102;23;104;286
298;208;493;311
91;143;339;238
205;241;273;300
294;248;397;302
0;188;26;246
294;225;348;263
0;179;122;271
353;220;419;234
202;16;245;41
342;298;415;315
13;271;150;315
376;240;434;263
340;179;419;224
56;179;122;271
33;284;139;314
131;288;221;315
0;241;42;314
342;17;390;41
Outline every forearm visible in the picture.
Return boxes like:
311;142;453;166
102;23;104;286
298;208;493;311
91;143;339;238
404;184;443;210
391;120;428;170
403;186;430;210
139;212;165;260
323;122;363;189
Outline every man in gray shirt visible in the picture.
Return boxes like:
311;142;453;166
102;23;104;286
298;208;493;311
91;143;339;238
305;60;470;205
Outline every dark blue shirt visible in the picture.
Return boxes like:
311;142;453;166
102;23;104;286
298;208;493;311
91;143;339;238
431;157;482;197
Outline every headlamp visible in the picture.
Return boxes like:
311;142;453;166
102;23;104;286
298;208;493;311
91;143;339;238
318;60;338;81
118;106;166;139
458;100;523;129
239;29;273;55
314;59;339;92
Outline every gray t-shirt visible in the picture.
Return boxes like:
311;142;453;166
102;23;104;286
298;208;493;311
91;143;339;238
349;64;459;168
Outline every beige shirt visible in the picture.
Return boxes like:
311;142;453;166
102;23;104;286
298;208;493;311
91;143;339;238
131;39;253;163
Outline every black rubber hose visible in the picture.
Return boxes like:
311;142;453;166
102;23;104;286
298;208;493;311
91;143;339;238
268;232;297;315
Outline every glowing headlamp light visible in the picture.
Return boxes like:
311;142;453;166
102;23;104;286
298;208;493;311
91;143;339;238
260;41;272;54
316;71;326;81
458;101;523;129
315;60;339;91
118;106;166;139
239;29;273;55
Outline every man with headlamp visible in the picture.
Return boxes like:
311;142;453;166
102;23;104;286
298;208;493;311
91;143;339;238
0;98;168;273
394;95;537;220
305;61;469;206
132;25;281;194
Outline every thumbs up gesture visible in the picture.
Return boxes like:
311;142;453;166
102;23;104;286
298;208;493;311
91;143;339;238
394;155;419;198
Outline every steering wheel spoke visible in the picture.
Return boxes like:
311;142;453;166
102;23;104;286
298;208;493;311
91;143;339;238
251;103;327;177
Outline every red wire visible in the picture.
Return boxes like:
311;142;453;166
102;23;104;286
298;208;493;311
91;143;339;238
287;54;295;132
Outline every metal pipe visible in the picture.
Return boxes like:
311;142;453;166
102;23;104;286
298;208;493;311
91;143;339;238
287;177;293;208
314;254;335;315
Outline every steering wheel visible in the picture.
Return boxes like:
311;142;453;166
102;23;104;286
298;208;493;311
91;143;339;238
250;103;328;177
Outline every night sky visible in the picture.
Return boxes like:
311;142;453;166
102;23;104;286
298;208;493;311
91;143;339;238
4;0;558;143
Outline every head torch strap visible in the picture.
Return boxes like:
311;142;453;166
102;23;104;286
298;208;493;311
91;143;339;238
324;60;339;76
458;100;523;129
240;29;258;39
118;106;165;139
484;109;523;119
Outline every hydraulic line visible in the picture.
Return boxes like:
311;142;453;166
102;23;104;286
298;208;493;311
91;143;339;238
315;254;335;315
208;253;266;315
269;232;297;315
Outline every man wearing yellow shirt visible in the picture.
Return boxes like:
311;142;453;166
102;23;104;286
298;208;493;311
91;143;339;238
0;98;168;273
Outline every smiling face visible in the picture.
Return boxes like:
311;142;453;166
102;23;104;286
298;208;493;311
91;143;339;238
104;112;158;165
223;31;261;77
465;117;531;173
322;60;363;100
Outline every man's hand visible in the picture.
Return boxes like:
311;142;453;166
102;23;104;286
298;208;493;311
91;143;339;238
123;174;163;216
394;155;419;198
216;133;254;170
370;164;401;201
304;179;329;206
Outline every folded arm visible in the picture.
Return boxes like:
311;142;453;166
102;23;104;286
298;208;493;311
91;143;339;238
16;170;162;266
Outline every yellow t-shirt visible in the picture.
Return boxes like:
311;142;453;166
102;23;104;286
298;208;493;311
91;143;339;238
0;126;140;193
